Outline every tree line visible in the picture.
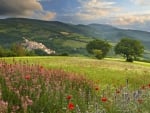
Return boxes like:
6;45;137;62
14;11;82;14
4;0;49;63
0;38;144;62
86;38;144;62
0;43;46;57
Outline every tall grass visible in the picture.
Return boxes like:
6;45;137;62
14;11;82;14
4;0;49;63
0;57;150;113
4;56;150;88
0;59;96;112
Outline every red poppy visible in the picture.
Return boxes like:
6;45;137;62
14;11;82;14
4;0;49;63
95;87;99;91
25;75;31;80
66;95;72;100
68;102;74;110
148;84;150;88
101;97;107;102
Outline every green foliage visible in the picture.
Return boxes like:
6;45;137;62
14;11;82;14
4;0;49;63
92;49;103;59
115;38;144;62
86;39;111;59
11;43;27;56
0;44;35;57
0;18;150;58
25;50;36;56
59;52;69;56
0;46;15;57
33;49;49;56
0;46;5;57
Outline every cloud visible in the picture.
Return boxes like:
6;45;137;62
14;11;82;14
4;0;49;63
76;0;120;20
131;0;150;5
113;14;150;25
34;11;56;21
0;0;56;20
0;0;42;16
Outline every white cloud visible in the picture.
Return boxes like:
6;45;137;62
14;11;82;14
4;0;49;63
113;14;150;25
76;0;120;20
131;0;150;5
33;11;56;21
0;0;56;20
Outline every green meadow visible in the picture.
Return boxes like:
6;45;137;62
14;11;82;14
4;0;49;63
4;56;150;88
1;56;150;113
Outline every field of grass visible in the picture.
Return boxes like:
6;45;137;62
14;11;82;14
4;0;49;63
63;40;86;48
4;56;150;88
1;56;150;113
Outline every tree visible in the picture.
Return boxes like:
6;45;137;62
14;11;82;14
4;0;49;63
92;49;103;59
0;46;5;57
114;38;144;62
86;39;111;59
11;43;26;56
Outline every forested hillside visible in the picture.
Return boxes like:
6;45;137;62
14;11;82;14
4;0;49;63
0;18;150;59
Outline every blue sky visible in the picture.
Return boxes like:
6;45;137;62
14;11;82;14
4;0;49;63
0;0;150;31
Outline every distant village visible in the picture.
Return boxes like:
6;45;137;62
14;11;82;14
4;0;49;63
22;37;55;55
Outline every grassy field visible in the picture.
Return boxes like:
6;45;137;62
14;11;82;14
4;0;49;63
3;56;150;89
1;56;150;113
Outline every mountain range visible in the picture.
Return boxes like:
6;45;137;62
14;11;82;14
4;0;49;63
0;18;150;59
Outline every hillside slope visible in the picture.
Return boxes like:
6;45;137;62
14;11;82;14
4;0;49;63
0;18;150;58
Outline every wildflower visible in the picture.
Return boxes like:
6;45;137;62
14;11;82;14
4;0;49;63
40;66;43;69
137;99;143;104
148;84;150;88
116;90;120;94
68;102;74;110
95;87;99;91
66;95;72;100
39;66;44;72
12;105;20;112
101;97;107;102
25;96;33;106
0;100;8;112
141;85;145;90
25;75;31;80
27;99;33;106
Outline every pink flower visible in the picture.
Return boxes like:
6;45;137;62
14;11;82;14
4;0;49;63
25;75;31;80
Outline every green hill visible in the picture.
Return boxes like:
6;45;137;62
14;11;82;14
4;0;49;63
0;18;150;58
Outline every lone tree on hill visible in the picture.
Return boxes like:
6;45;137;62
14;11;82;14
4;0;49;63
114;38;144;62
86;39;111;59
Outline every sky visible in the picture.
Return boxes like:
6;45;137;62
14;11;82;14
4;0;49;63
0;0;150;31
